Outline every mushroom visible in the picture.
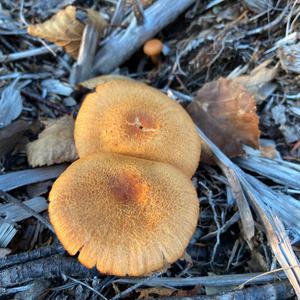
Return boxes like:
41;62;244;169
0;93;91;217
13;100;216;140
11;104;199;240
74;79;201;177
79;74;133;90
49;152;199;276
143;38;163;64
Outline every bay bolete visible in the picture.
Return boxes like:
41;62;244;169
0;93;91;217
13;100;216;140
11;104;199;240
49;152;199;276
74;79;201;177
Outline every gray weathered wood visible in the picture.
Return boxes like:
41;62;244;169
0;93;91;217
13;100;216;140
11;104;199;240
92;0;196;74
0;197;48;223
70;25;101;84
0;45;59;63
116;272;287;287
235;146;300;189
0;165;67;192
0;197;49;247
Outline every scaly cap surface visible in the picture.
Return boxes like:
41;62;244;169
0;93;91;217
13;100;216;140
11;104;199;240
74;80;201;177
49;152;199;276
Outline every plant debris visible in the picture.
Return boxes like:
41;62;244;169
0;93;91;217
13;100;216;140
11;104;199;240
26;115;77;167
187;78;260;162
27;6;107;59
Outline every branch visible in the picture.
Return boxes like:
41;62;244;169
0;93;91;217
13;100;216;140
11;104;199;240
115;272;287;287
151;281;294;300
0;255;95;288
0;244;65;270
92;0;196;74
0;165;66;192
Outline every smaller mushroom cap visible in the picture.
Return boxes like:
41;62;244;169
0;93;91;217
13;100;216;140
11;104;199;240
49;152;199;276
75;79;201;177
79;75;133;90
143;39;163;56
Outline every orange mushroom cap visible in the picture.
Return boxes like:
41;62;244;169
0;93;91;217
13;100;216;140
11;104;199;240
74;79;201;177
49;152;199;276
143;39;163;57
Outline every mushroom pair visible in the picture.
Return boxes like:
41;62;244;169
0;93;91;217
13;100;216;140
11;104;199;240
49;79;201;276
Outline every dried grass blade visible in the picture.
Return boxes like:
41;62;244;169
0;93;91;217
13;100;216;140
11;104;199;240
196;127;300;298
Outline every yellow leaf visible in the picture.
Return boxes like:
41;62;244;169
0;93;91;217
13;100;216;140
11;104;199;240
28;6;107;59
26;115;78;167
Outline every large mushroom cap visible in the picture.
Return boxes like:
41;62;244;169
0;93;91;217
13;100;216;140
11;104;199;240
49;152;199;276
74;79;201;177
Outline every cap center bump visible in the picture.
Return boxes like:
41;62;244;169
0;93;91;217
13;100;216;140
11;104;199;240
125;112;157;136
109;172;149;205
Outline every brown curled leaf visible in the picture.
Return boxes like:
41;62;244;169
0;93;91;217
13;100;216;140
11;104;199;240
26;115;78;167
27;6;107;59
186;78;260;163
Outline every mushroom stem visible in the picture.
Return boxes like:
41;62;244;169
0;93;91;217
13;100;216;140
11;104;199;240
150;54;160;64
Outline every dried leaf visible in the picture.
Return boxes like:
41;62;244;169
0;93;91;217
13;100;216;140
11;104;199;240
26;115;78;167
137;287;175;299
233;60;278;102
27;6;107;59
187;78;260;163
0;80;23;128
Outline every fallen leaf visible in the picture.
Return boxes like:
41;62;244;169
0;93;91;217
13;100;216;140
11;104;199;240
0;80;23;128
186;78;260;163
137;287;175;299
27;6;107;59
175;286;202;297
233;60;278;102
26;115;78;167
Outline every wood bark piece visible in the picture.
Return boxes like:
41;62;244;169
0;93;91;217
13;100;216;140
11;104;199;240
152;281;294;299
92;0;196;74
0;165;67;192
0;197;48;247
116;272;287;287
0;244;65;270
0;197;47;223
235;146;300;189
0;255;95;288
70;24;100;84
